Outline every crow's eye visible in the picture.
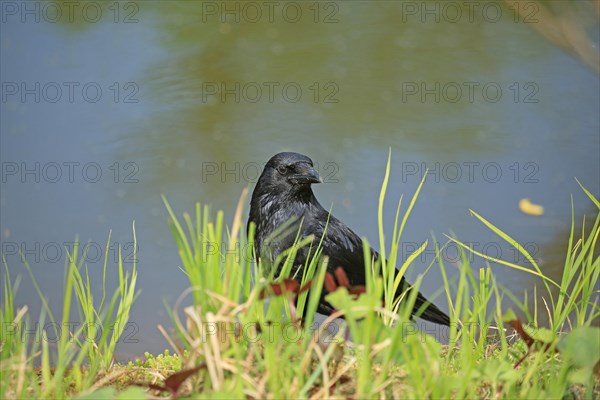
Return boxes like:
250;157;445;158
277;165;289;175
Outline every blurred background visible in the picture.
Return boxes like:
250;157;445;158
1;0;599;359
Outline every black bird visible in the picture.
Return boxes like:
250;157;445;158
248;152;450;326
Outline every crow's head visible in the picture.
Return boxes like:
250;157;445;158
257;152;322;194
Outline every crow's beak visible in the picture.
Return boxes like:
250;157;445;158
293;166;322;184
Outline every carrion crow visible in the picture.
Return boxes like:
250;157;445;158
248;152;450;326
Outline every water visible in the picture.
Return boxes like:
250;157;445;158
1;1;598;359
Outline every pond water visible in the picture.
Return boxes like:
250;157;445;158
1;1;598;359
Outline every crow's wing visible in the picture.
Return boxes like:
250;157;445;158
300;211;374;285
301;210;450;325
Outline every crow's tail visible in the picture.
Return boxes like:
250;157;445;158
412;290;450;326
396;281;450;326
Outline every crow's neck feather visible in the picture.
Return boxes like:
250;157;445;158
252;187;322;224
